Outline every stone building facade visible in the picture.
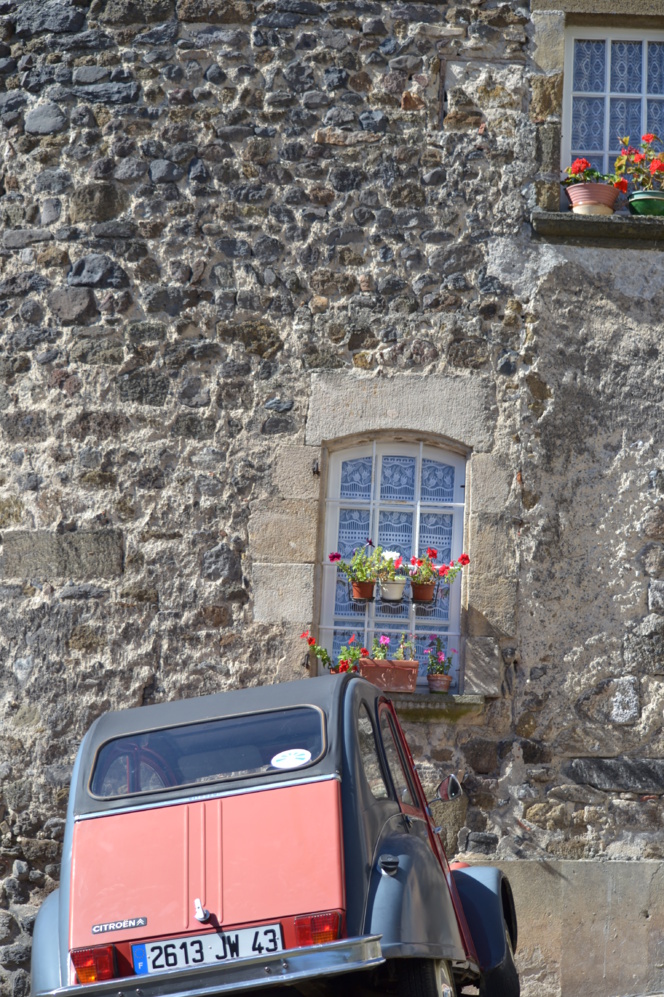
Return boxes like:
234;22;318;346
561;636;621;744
0;0;664;994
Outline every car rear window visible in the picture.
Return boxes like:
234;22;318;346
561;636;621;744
89;706;325;799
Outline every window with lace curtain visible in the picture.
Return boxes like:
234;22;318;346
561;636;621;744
562;28;664;176
319;442;466;692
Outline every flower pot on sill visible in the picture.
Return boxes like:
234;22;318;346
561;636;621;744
352;580;375;600
427;673;452;693
628;190;664;216
566;182;619;215
411;581;436;602
359;658;419;693
379;578;407;601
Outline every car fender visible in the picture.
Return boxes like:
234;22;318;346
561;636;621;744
31;889;62;995
364;828;467;961
451;866;517;972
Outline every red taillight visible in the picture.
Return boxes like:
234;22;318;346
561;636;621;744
294;911;342;947
72;946;116;984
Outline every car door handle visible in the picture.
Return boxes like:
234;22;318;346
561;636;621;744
378;854;400;876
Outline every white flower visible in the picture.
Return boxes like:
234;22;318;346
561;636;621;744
382;550;401;562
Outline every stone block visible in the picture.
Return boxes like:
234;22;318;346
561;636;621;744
564;756;664;793
253;563;314;623
1;530;124;580
467;576;517;637
649;579;664;614
248;501;318;564
306;373;495;452
469;454;512;514
531;11;565;73
468;515;516;578
274;445;321;500
465;637;501;696
530;74;562;121
533;0;663;11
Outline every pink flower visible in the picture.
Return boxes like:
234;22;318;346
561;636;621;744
379;635;390;646
329;552;341;562
437;652;445;662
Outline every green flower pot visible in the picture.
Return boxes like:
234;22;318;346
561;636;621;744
628;191;664;216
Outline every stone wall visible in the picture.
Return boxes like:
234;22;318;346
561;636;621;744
0;0;664;995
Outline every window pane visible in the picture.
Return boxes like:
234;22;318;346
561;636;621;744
419;512;453;562
332;627;362;659
379;712;415;807
610;40;642;94
572;96;605;150
415;584;450;623
374;593;410;622
647;99;664;138
609;97;642;147
357;705;389;800
337;508;370;558
574;39;606;92
380;455;416;501
421;459;454;503
378;510;413;559
648;42;664;95
334;576;366;618
340;456;372;501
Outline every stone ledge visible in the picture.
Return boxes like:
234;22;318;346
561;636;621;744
531;210;664;247
391;692;486;723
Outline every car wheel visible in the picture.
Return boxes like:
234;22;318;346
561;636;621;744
396;959;456;997
478;920;520;997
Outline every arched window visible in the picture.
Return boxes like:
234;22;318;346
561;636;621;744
320;441;466;691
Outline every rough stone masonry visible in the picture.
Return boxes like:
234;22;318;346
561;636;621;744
0;0;664;995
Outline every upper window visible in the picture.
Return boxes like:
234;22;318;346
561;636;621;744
563;28;664;175
320;441;466;691
90;707;325;799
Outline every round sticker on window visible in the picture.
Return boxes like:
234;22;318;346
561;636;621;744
271;748;312;770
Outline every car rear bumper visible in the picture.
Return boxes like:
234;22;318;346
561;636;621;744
37;936;384;997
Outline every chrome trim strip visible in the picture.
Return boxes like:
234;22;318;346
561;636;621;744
36;936;384;997
74;773;342;821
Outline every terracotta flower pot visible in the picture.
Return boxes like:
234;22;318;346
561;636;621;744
411;581;435;602
628;190;664;216
566;182;619;215
359;658;419;693
352;580;375;600
379;578;407;601
427;674;452;693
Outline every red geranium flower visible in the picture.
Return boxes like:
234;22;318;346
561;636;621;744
307;636;316;646
300;630;309;639
349;634;355;643
613;178;629;193
426;547;438;559
643;133;656;143
439;565;449;576
339;661;349;672
633;153;646;164
650;159;664;174
328;551;341;562
360;647;369;656
394;555;403;570
458;553;470;566
570;157;591;174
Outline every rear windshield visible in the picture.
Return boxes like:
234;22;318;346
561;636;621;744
89;706;325;799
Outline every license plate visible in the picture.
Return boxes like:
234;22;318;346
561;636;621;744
132;924;283;974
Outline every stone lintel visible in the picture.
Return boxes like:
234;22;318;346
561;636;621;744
564;755;664;792
465;637;502;696
532;211;664;248
532;0;664;12
306;372;496;452
1;530;124;580
253;563;314;624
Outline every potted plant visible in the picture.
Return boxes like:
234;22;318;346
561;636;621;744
561;157;624;215
425;635;455;693
614;133;664;216
329;541;383;600
409;549;470;603
359;633;419;693
377;549;408;601
300;630;363;673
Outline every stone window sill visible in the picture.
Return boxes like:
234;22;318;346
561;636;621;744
391;692;486;722
531;210;664;247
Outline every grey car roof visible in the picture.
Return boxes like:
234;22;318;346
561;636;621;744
73;674;359;817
